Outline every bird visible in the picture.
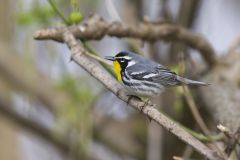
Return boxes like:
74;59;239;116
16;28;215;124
105;51;208;97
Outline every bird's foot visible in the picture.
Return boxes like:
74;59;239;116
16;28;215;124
126;95;153;122
139;98;151;113
141;99;155;122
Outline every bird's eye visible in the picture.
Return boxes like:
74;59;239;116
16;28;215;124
120;58;125;63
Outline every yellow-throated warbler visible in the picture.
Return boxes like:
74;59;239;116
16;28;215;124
105;51;208;96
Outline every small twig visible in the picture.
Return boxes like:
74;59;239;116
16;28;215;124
82;41;115;77
173;156;196;160
173;156;184;160
84;51;110;65
183;86;227;159
217;124;235;139
47;0;70;25
217;124;240;156
82;43;112;65
183;126;223;142
182;86;210;134
59;29;221;160
33;14;217;67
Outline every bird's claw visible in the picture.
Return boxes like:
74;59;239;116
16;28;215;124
126;95;153;123
139;98;151;113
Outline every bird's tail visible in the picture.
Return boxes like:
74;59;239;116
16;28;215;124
176;76;209;86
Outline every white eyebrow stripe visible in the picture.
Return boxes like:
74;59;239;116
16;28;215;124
116;56;132;60
127;60;136;67
142;73;158;78
123;56;132;60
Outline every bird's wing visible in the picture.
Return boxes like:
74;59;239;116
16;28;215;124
152;65;181;86
127;63;178;85
139;65;180;87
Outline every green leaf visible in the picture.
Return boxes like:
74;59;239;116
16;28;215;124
69;11;84;24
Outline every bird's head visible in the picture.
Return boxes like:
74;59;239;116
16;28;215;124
104;51;137;81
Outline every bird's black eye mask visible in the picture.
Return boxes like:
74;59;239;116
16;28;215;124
116;57;127;63
115;57;129;70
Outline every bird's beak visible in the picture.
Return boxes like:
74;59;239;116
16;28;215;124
104;56;116;61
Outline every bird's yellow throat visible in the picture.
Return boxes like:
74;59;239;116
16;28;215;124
113;61;122;81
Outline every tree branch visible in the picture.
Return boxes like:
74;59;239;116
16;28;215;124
57;29;221;160
33;14;216;67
